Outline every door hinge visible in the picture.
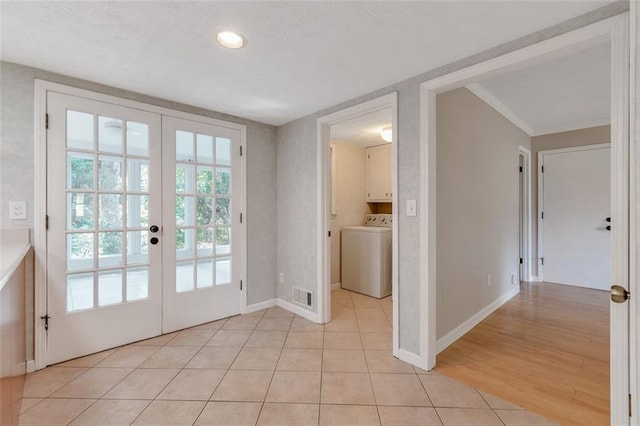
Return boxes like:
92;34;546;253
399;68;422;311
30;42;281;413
520;258;523;264
41;314;50;331
240;213;243;223
45;214;49;230
519;166;523;173
45;113;49;130
629;394;632;417
541;165;544;173
541;212;544;219
328;230;331;237
240;146;243;156
240;280;243;291
541;257;544;265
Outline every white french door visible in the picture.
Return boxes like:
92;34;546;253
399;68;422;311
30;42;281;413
161;116;242;332
46;92;243;364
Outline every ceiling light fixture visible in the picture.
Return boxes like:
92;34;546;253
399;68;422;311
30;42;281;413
380;126;392;143
216;31;246;49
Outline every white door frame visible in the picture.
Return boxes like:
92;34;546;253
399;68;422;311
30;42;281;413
419;14;630;423
316;93;399;357
33;80;247;370
537;143;611;283
518;146;532;283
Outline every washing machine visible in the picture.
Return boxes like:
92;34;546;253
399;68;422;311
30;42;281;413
341;214;392;298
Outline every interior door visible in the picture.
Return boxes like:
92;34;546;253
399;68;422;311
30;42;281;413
47;92;162;364
541;146;611;290
161;116;242;332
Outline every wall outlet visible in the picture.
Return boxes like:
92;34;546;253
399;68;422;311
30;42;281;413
9;201;27;220
487;274;492;286
279;272;284;284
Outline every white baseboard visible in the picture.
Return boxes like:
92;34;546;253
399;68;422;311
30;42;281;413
245;298;277;314
436;286;520;354
13;362;26;376
277;299;319;323
331;283;341;290
531;275;541;282
398;348;422;369
26;360;36;373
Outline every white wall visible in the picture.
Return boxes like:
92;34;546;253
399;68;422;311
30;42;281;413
330;141;371;285
436;88;531;339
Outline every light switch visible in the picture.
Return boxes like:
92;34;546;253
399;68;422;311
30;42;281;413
406;199;417;217
9;201;27;220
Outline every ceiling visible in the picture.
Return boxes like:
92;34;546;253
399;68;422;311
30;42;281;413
470;42;611;136
0;1;614;126
331;108;392;148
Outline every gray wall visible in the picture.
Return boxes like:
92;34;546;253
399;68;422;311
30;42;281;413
0;61;278;306
530;125;611;278
436;88;530;339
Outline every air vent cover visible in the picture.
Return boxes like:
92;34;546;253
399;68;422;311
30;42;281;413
293;287;313;309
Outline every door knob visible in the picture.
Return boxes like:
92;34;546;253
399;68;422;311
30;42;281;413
606;217;611;222
150;237;159;245
606;225;611;231
610;285;629;303
149;225;159;233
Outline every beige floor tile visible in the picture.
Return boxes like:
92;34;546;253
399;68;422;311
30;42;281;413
319;404;380;425
211;370;273;402
157;369;226;401
377;406;443;426
57;348;118;367
139;345;200;369
365;351;415;374
360;332;393;351
132;333;177;346
186;346;241;369
230;347;281;370
266;371;321;403
355;308;388;321
478;390;523;410
18;398;42;414
419;373;488;408
245;330;288;348
133;400;205;425
495;409;559;425
51;367;132;398
96;345;160;368
206;330;252;347
276;348;323;372
436;408;503;425
284;331;324;349
243;309;267;317
191;319;226;331
222;315;261;330
357;318;392;333
19;398;95;425
321;372;375;405
324;332;363;349
257;402;319;426
264;306;295;318
194;401;262;425
323;349;368;373
324;316;359;332
166;329;217;346
103;368;179;399
23;367;88;397
69;399;150;425
370;374;431;406
290;316;325;331
256;317;293;331
352;296;383;310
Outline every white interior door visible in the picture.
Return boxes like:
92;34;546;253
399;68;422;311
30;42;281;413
161;116;242;333
541;146;611;290
47;92;162;364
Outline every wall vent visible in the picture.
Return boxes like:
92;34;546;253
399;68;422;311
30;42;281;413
293;287;313;309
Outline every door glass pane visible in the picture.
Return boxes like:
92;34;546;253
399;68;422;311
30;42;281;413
68;193;94;229
67;111;94;150
176;228;195;260
127;195;149;227
216;227;231;256
99;194;123;228
215;137;231;165
127;121;149;156
127;267;148;301
197;167;213;194
98;270;123;306
196;134;213;164
197;259;213;288
67;152;94;190
215;198;230;225
197;228;214;257
67;233;94;271
216;258;231;285
127;231;149;264
215;168;231;195
127;159;149;192
176;261;194;292
67;273;94;312
176;131;194;162
197;197;213;225
176;196;195;226
99;232;123;267
176;164;195;193
98;116;123;153
98;156;123;191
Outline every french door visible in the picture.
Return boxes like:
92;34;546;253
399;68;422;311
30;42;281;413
46;92;242;364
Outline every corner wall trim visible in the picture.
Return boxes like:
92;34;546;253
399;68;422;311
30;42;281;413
398;349;423;369
331;283;341;290
436;286;520;354
277;299;320;323
245;299;277;314
26;360;36;374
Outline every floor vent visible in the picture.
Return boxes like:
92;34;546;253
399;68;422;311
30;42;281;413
293;287;313;309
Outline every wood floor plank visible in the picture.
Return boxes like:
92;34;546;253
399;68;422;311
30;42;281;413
435;282;609;426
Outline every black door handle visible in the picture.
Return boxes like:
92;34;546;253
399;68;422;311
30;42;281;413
606;225;611;231
150;237;159;245
606;217;611;222
149;225;159;233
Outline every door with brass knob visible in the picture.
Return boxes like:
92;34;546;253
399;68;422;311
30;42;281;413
610;285;629;303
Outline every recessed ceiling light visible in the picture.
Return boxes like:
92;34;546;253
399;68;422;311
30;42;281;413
380;126;392;143
216;31;246;49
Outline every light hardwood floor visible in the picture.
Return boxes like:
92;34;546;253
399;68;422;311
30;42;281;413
435;282;609;425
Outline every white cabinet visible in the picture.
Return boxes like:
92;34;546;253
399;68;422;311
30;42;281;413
366;144;392;202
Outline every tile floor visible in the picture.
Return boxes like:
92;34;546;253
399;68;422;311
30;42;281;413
18;289;557;425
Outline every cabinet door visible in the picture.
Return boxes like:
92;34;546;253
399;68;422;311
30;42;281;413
367;144;391;201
